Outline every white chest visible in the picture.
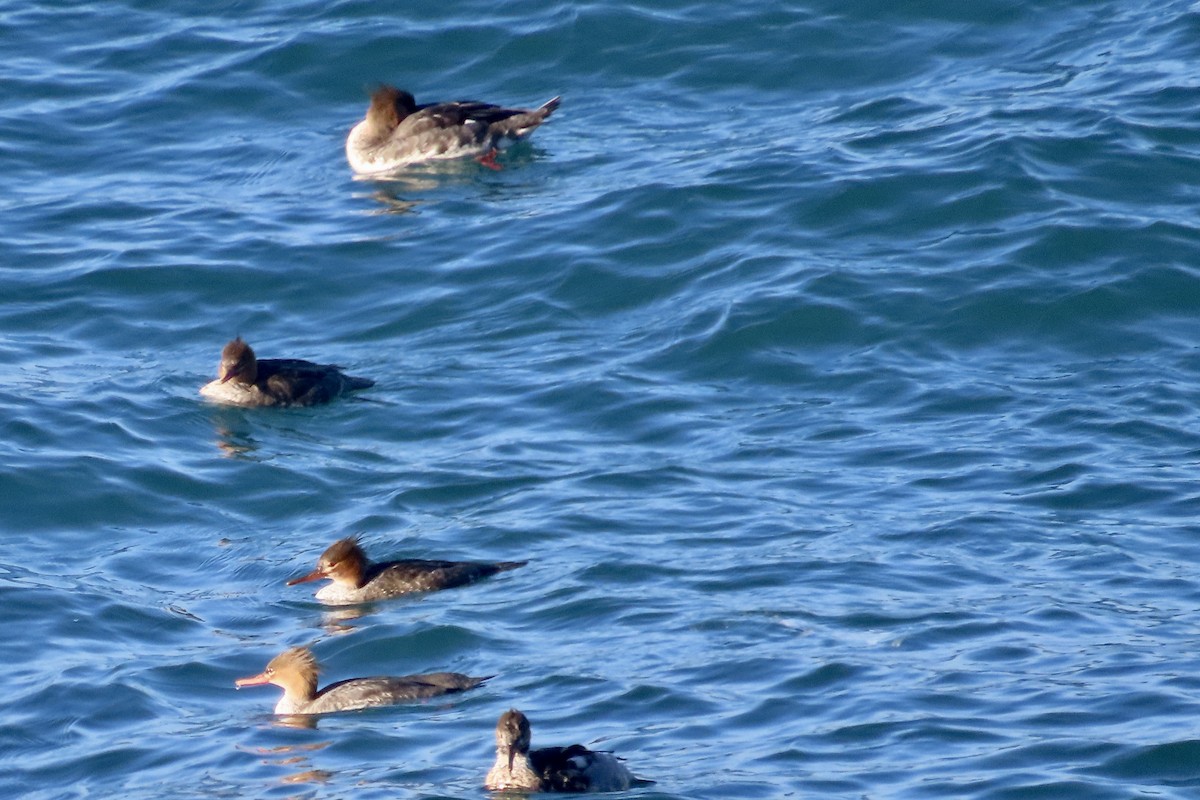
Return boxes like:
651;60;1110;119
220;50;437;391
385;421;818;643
199;379;266;407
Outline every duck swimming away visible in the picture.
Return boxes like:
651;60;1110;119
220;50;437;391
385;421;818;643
485;709;640;793
199;337;374;407
234;646;490;715
346;85;560;175
286;536;527;605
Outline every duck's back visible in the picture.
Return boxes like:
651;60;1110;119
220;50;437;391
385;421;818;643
530;745;634;792
404;101;527;133
305;672;488;714
257;358;373;406
370;558;526;596
378;102;498;162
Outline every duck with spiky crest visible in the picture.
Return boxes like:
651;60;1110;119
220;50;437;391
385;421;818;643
234;646;490;715
286;536;527;605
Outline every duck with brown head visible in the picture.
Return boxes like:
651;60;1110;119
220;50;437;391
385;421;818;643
485;709;642;793
345;85;560;175
199;337;374;407
286;536;527;605
234;646;490;715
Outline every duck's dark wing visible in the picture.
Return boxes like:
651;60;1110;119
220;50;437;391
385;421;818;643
413;100;527;129
368;558;526;593
529;745;599;792
257;359;373;406
399;671;492;694
416;99;559;139
311;672;488;712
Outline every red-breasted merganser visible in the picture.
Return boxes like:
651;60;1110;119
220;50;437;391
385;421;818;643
199;337;374;407
485;709;639;793
234;646;490;715
286;536;527;605
345;86;560;175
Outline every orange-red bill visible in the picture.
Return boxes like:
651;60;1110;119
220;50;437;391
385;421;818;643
285;570;324;586
234;672;271;688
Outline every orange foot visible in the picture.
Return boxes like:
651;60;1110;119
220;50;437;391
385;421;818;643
477;148;503;171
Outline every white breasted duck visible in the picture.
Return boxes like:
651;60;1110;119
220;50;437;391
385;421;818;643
199;337;374;407
485;709;642;793
234;646;490;715
286;536;527;605
346;85;560;175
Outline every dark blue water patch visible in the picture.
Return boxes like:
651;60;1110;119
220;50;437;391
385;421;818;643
6;1;1200;798
1094;739;1200;787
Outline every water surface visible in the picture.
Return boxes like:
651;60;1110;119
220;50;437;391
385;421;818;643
4;1;1200;798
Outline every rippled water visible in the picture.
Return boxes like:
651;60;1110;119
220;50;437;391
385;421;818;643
4;1;1200;798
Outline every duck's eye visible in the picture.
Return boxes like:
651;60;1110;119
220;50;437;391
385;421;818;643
265;668;274;676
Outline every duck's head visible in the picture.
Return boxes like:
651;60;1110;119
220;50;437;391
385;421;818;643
235;646;319;701
217;337;258;385
364;85;418;136
496;708;533;770
287;536;369;588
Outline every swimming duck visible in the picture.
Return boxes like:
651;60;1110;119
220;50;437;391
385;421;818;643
199;337;374;407
234;646;490;715
485;709;637;793
346;85;560;174
286;536;527;605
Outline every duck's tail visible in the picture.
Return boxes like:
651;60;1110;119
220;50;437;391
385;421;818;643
493;96;561;139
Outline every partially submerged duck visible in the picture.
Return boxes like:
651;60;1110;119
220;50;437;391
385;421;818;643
485;709;639;793
234;646;489;715
199;337;373;407
346;85;560;175
286;536;527;605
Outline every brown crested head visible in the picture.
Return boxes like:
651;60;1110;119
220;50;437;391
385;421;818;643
318;536;369;586
267;646;320;695
285;536;369;588
496;708;532;763
218;337;257;385
235;645;320;700
365;85;417;135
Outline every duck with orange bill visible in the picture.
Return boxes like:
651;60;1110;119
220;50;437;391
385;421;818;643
235;646;489;715
286;536;527;605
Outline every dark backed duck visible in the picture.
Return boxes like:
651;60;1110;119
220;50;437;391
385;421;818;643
199;337;373;407
286;536;527;605
485;708;640;792
346;85;559;174
234;646;489;715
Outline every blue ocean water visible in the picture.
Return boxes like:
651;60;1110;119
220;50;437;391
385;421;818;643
4;0;1200;797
